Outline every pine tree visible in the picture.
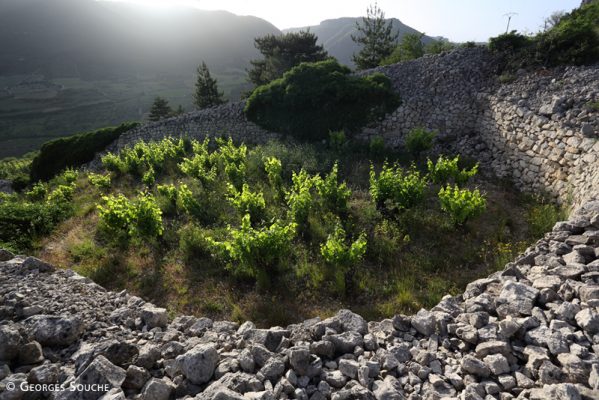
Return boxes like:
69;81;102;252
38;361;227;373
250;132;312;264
148;97;172;121
351;3;399;70
381;33;425;65
248;31;328;87
193;62;226;109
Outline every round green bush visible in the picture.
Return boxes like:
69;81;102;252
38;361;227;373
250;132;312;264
244;59;399;141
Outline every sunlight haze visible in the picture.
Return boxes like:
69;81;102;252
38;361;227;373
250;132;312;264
100;0;582;41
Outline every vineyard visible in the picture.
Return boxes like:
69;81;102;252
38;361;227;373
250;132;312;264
0;134;563;325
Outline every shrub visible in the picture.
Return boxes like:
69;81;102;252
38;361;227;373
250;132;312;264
103;137;186;178
369;163;427;210
134;192;165;238
98;192;163;239
179;153;217;185
489;31;532;53
157;184;178;202
488;3;599;69
0;195;73;251
0;152;36;183
369;136;385;158
179;224;214;261
211;138;247;188
370;219;410;264
100;153;126;174
142;166;156;186
244;59;399;141
286;169;317;224
157;183;198;216
208;214;297;287
329;130;346;151
178;138;248;188
427;155;478;185
488;31;535;71
61;168;78;185
224;162;246;190
174;184;197;215
88;173;111;190
405;127;436;158
425;39;456;55
11;175;31;192
527;202;565;238
227;184;266;222
263;156;282;189
320;225;367;294
97;194;134;234
47;184;75;205
30;122;138;181
438;185;486;225
26;182;48;201
535;2;599;66
315;162;351;213
381;33;425;64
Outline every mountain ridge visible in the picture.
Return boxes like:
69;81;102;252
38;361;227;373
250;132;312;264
283;17;439;66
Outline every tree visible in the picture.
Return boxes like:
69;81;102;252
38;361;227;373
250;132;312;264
244;59;399;141
381;33;425;65
148;97;172;121
193;62;226;109
544;10;566;30
351;3;399;70
248;31;328;87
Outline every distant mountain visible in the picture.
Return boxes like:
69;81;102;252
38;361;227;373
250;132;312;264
0;0;281;157
284;18;437;67
0;0;281;79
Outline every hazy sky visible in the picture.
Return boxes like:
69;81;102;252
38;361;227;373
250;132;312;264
102;0;582;42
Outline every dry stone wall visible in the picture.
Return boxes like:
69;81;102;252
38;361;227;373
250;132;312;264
103;102;280;155
357;48;599;210
471;66;599;211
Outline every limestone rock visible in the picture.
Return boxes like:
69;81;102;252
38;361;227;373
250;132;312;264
25;315;84;346
411;309;436;336
0;324;21;361
177;344;219;385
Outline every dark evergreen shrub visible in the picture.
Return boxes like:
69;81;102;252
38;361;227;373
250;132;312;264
488;31;532;53
489;2;599;69
535;2;599;66
30;122;139;181
244;60;399;141
0;198;72;251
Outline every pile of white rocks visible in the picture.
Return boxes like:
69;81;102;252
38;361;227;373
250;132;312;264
1;201;599;399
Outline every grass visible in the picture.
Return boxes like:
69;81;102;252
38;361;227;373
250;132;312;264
28;136;563;327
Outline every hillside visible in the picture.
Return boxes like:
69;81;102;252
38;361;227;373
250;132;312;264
0;0;280;78
0;0;281;158
0;1;446;158
284;18;437;67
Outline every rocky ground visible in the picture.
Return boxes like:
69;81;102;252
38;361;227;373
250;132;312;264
1;202;599;400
